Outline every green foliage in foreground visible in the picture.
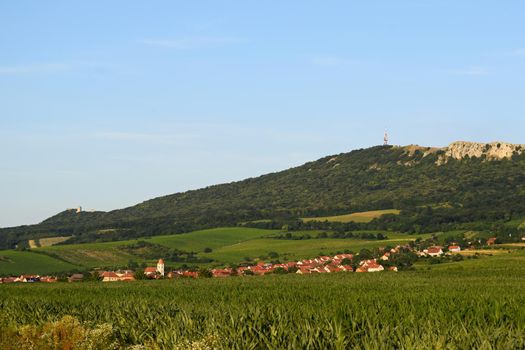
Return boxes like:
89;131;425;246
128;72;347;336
0;252;524;349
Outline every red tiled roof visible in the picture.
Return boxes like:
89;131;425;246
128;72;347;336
182;271;198;278
427;247;442;254
102;271;118;278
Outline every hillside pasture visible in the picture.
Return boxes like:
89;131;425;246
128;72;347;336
0;250;78;276
498;243;525;248
457;249;508;257
302;209;400;223
148;227;276;251
34;227;275;270
426;249;525;273
206;232;431;263
37;236;71;247
39;244;142;269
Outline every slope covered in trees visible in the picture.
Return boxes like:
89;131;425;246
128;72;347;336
2;144;525;249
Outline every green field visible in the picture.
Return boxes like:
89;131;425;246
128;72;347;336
148;227;275;250
302;209;401;223
35;227;276;269
206;232;432;263
0;250;524;349
0;228;431;274
0;250;78;275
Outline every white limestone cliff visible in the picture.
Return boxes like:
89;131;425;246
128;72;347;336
443;141;524;161
400;141;524;165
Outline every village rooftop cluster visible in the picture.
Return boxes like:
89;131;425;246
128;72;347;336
2;236;504;284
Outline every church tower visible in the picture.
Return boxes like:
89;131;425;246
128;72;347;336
156;259;165;276
383;131;389;146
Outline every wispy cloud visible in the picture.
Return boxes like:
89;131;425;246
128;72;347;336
139;36;244;50
0;63;73;75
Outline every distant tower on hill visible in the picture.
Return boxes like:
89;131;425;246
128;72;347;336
156;259;165;276
76;206;82;214
383;131;389;146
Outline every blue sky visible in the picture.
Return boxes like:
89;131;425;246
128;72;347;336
1;1;524;227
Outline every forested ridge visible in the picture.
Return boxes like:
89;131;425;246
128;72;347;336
2;144;525;248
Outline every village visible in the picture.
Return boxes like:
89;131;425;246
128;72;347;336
0;235;510;284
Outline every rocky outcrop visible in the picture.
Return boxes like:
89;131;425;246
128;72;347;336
401;141;524;165
439;141;525;164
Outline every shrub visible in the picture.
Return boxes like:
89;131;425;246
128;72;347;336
0;316;118;350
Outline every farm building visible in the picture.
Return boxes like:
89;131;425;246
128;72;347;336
68;274;84;283
40;276;58;283
448;246;461;253
487;237;497;246
101;271;119;282
356;259;385;273
101;270;135;282
212;268;232;278
425;247;444;257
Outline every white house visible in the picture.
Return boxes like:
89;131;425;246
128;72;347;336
448;245;461;253
357;259;385;273
101;271;119;282
425;247;443;257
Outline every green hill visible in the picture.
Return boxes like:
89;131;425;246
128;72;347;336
2;142;525;249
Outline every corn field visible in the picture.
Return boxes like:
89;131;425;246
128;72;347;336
0;268;524;349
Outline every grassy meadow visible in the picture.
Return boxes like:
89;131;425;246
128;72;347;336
35;227;276;269
205;232;432;264
0;250;78;275
0;250;524;349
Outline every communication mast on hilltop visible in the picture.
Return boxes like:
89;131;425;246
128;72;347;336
383;131;389;146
